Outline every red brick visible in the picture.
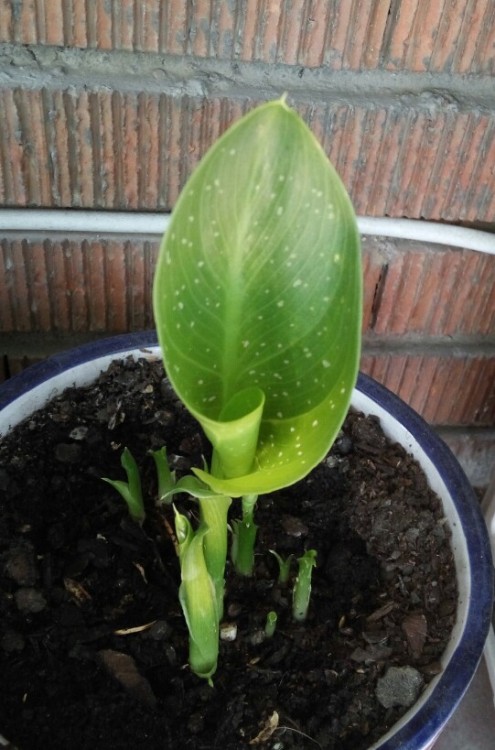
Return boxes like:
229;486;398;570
365;241;495;338
296;0;329;68
45;241;71;331
429;0;471;72
1;236;493;340
0;241;31;331
0;1;493;73
0;90;27;205
0;90;493;221
385;1;418;70
408;2;444;72
361;353;495;426
364;110;409;217
361;244;386;332
442;115;490;220
49;90;71;205
455;1;495;74
71;0;89;49
0;238;159;334
344;0;387;70
0;242;14;330
278;0;306;65
74;241;99;331
384;0;495;73
44;0;65;46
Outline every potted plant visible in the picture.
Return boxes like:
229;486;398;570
0;99;492;749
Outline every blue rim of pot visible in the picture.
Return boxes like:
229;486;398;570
0;330;493;750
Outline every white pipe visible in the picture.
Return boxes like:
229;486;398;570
0;209;493;254
0;209;170;238
357;216;495;255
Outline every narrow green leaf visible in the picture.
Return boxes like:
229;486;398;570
151;446;176;504
269;550;294;584
153;98;361;495
102;447;145;523
164;474;216;501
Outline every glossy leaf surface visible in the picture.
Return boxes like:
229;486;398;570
154;99;361;495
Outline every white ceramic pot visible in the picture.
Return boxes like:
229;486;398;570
0;331;492;750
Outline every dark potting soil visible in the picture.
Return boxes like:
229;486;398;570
0;357;457;750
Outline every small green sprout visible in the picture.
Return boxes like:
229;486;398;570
151;446;176;504
231;493;259;576
265;610;278;638
269;550;294;584
292;549;317;622
102;447;145;524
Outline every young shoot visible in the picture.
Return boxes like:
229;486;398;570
102;447;145;524
151;446;175;505
231;493;259;576
292;550;317;622
152;98;362;680
174;509;219;684
265;610;278;638
270;550;294;584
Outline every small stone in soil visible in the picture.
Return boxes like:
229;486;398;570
281;515;309;537
146;620;172;640
14;587;47;614
5;544;38;586
249;630;265;646
220;622;238;641
69;426;89;440
98;649;157;708
1;630;25;653
375;665;424;708
55;442;83;463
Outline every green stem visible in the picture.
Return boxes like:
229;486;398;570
198;494;232;619
292;549;317;622
231;493;259;576
265;610;278;638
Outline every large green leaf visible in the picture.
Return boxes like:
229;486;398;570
153;98;361;496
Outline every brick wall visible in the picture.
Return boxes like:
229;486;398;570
0;0;494;486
